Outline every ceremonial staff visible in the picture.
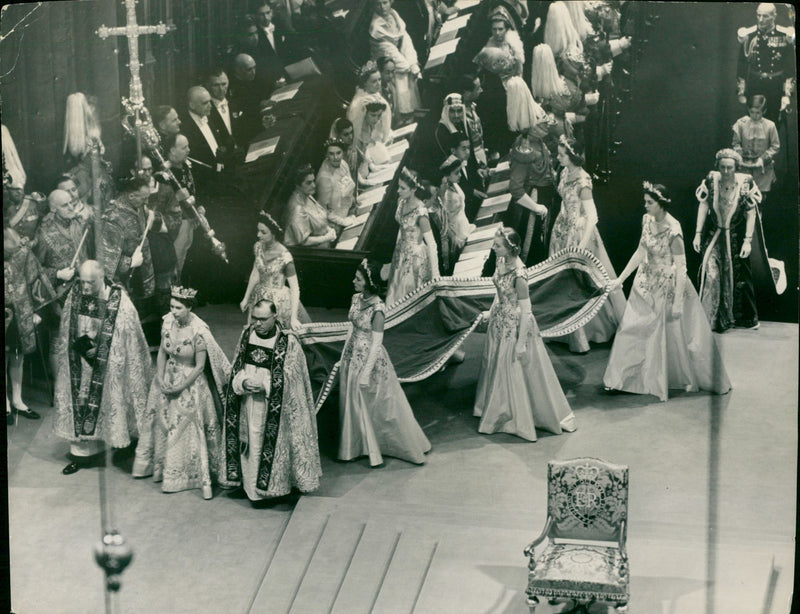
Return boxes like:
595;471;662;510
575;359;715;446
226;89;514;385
97;0;227;265
93;2;176;609
127;115;229;263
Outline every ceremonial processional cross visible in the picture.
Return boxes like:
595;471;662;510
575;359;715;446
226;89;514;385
96;0;175;168
91;4;174;611
94;1;228;265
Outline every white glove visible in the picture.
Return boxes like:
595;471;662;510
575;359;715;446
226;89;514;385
130;247;144;269
56;267;75;281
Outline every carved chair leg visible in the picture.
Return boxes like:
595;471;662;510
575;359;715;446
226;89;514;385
526;594;539;613
615;601;628;613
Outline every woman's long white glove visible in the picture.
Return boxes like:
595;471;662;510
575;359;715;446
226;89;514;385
424;230;439;279
359;330;383;386
671;253;687;320
515;297;533;365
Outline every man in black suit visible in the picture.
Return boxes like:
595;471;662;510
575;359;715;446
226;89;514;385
182;86;223;190
229;54;273;147
251;0;289;86
450;131;486;221
205;68;243;158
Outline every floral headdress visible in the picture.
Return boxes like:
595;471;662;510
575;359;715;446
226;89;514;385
558;134;580;160
358;60;379;79
642;181;671;205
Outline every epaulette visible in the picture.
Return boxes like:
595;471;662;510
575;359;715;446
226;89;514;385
737;25;757;44
775;24;795;43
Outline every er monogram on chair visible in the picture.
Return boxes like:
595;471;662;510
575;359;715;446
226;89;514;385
524;458;630;613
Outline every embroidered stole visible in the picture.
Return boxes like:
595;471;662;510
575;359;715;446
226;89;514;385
223;326;289;490
67;285;123;437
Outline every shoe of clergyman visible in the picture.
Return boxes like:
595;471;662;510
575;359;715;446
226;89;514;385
14;407;41;420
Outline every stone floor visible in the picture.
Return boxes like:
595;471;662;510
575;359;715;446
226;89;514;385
6;306;797;614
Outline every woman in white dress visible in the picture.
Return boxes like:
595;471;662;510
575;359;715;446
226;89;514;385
369;0;422;122
385;169;439;306
549;135;626;353
316;138;358;234
133;287;230;499
347;60;392;152
240;211;309;329
338;259;431;466
604;182;732;401
473;5;547;134
474;227;577;441
437;155;475;275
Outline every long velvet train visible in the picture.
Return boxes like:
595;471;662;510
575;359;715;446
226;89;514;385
296;248;614;410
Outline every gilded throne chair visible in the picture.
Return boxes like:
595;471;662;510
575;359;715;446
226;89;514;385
523;458;629;613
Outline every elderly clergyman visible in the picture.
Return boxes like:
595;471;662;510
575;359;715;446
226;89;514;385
53;260;153;475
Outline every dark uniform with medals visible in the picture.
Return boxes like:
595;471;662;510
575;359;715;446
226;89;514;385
737;24;795;121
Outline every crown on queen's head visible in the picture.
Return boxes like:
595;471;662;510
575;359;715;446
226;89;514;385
170;286;198;300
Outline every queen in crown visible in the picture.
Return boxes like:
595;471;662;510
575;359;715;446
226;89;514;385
133;285;231;499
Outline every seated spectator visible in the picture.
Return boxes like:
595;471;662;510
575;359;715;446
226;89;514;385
348;61;392;151
456;73;489;169
316;138;357;235
434;93;468;160
329;117;359;182
377;56;401;128
283;164;337;247
354;101;394;187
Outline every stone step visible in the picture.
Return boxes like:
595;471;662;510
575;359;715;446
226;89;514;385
249;507;331;613
330;522;403;614
288;516;367;614
371;529;439;614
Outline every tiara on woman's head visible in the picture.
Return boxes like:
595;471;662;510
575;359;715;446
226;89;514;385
323;138;347;151
399;167;420;189
496;226;520;249
642;181;671;204
489;6;514;28
558;134;579;159
360;258;375;289
171;285;198;300
258;210;283;234
715;148;743;166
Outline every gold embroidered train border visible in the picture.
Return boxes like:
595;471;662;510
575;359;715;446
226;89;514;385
297;248;611;344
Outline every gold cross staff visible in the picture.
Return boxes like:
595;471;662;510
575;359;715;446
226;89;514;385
96;0;175;167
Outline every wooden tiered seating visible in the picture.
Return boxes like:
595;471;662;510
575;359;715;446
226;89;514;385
335;123;419;251
453;159;513;276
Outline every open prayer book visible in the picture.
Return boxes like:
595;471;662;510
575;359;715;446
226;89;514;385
269;80;303;103
245;135;280;163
